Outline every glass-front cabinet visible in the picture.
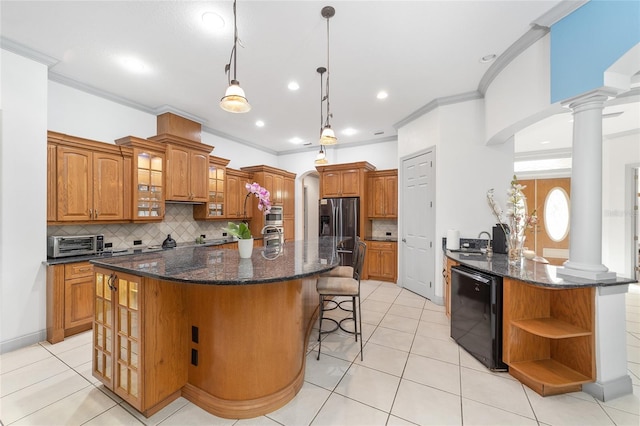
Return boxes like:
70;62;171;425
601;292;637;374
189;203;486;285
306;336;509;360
115;136;165;222
193;156;230;220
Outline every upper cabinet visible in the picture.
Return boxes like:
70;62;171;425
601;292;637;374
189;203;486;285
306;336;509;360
316;162;375;199
367;169;398;218
225;168;254;219
48;131;132;223
115;136;165;222
149;134;211;203
148;113;212;203
193;156;231;220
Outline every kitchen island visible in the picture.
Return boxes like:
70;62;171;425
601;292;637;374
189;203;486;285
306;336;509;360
90;238;340;419
445;251;635;401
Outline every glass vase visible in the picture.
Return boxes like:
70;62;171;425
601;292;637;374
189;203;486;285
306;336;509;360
507;229;526;266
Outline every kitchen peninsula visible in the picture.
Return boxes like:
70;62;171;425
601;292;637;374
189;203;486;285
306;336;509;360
444;251;635;400
89;238;340;419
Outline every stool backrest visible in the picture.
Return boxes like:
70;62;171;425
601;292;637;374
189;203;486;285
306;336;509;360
353;240;367;281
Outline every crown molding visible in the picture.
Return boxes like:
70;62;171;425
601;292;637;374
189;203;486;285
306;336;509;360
393;91;483;129
1;37;58;67
202;126;278;156
531;0;589;28
278;135;397;156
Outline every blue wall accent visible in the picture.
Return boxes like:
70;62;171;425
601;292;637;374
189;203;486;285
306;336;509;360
551;0;640;103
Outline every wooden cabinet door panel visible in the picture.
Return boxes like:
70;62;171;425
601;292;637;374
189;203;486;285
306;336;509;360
273;174;284;204
93;152;124;220
380;249;396;280
190;151;209;202
65;277;94;329
369;177;385;217
167;146;190;200
48;144;57;221
341;169;360;196
385;175;398;217
57;146;92;221
322;172;341;197
284;217;294;242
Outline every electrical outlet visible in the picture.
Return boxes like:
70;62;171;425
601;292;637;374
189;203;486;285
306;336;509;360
386;232;392;236
105;242;113;248
200;234;206;239
222;232;228;237
133;240;142;246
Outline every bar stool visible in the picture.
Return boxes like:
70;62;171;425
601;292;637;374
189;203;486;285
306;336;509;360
316;239;367;360
320;236;360;278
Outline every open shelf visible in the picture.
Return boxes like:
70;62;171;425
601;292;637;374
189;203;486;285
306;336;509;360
509;359;593;396
512;318;591;339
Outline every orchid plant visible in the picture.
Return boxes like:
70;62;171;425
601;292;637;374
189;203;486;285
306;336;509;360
226;182;272;240
487;175;537;239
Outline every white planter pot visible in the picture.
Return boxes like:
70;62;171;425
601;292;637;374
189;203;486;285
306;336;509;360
237;238;254;259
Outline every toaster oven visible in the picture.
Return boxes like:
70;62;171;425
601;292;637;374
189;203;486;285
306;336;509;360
47;235;104;258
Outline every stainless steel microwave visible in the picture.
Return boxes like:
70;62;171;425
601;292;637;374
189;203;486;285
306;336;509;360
265;206;283;225
47;234;104;258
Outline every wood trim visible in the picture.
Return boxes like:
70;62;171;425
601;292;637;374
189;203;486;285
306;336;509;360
315;161;376;173
240;164;296;179
156;112;202;142
46;265;65;344
148;134;213;154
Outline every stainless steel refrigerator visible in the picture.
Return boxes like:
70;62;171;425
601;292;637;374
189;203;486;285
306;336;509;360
319;197;360;266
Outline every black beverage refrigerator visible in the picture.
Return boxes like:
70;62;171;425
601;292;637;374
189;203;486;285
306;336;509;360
319;197;359;266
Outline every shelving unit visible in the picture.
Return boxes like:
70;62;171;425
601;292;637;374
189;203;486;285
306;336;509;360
502;277;595;396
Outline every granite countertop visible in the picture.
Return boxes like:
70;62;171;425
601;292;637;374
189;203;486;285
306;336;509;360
89;237;340;285
364;236;398;242
446;250;636;289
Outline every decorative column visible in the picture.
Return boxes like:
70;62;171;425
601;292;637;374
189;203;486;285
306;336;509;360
558;89;631;401
557;89;617;281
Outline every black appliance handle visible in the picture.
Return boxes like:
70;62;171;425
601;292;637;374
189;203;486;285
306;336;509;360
452;267;491;284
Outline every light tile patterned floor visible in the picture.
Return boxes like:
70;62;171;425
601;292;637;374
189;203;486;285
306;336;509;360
1;281;639;426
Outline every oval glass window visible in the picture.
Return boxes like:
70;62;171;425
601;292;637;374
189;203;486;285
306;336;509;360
544;187;570;242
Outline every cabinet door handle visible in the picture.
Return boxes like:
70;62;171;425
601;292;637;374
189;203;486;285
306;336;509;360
89;209;93;218
108;273;118;291
95;210;99;218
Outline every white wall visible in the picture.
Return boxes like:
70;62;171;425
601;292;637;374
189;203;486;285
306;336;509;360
1;50;49;352
484;35;556;146
603;131;640;278
397;99;513;299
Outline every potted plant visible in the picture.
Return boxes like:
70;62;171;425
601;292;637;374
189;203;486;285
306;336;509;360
225;182;272;258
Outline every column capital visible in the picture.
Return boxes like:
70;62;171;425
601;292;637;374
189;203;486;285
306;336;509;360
561;87;619;110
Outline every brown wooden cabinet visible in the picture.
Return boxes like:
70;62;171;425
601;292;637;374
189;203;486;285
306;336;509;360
320;168;361;197
225;168;253;219
48;131;131;223
502;278;595;396
368;170;397;218
47;261;94;343
365;240;397;282
443;257;458;318
93;267;187;416
193;156;230;220
148;134;212;203
240;165;296;240
116;136;165;222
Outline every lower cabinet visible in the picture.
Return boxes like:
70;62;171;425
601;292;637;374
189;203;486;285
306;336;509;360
93;268;188;416
47;261;94;343
365;241;397;282
443;257;458;318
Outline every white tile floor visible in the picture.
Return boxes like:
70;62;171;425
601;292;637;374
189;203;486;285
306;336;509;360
1;280;639;426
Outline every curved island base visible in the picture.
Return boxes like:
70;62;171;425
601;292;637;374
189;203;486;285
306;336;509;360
90;240;340;419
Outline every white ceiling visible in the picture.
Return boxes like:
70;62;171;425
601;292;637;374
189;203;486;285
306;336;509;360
2;1;636;155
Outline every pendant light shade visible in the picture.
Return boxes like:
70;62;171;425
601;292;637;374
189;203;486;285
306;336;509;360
220;79;251;113
220;0;251;113
319;6;337;146
314;145;328;164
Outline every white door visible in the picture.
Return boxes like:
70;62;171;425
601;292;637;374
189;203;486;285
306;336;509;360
401;150;435;300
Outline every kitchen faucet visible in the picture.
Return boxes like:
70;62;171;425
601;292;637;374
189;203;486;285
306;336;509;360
478;231;493;257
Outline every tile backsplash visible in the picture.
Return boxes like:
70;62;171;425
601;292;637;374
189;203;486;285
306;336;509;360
48;204;230;250
371;219;398;239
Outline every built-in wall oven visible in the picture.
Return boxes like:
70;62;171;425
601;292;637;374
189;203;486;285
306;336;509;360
450;265;507;371
265;205;283;226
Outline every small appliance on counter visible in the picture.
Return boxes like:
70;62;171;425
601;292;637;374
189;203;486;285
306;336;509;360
492;224;508;254
162;234;177;249
47;234;104;258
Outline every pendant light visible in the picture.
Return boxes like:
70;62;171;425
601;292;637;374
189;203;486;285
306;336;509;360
315;66;329;165
220;0;251;113
319;6;337;145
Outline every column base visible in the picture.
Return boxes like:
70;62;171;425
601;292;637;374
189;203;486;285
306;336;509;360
583;375;633;402
556;266;617;281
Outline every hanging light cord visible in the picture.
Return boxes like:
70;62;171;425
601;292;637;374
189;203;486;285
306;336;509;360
324;15;332;128
225;0;239;85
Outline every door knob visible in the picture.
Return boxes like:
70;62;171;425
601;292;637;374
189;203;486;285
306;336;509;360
402;238;406;242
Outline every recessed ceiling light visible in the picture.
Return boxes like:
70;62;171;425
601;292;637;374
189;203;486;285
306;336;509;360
342;128;358;136
376;91;388;100
288;81;300;91
255;120;265;127
540;140;551;145
480;54;497;63
289;137;304;144
202;12;225;31
120;57;148;74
